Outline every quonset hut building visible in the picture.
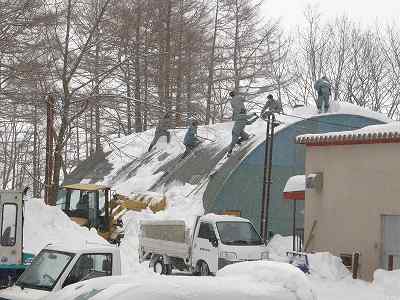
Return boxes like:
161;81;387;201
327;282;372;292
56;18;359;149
65;102;390;241
202;102;389;239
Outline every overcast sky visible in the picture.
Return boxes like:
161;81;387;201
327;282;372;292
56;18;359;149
262;0;400;28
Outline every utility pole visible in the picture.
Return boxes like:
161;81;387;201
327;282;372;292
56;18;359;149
44;95;55;204
260;112;278;242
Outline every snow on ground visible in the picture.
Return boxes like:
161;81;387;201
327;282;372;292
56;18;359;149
45;271;305;300
266;234;293;262
218;260;316;300
266;235;349;280
308;252;350;281
23;198;107;254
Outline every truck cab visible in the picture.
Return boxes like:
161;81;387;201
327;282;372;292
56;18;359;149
0;244;121;300
0;190;34;288
56;184;111;230
191;214;269;274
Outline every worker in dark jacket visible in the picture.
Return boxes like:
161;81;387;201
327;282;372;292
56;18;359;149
148;113;171;152
229;90;245;121
314;76;331;113
182;120;200;158
227;109;258;156
261;94;283;119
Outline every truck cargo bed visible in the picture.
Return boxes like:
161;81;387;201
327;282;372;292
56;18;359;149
139;220;191;260
140;237;190;259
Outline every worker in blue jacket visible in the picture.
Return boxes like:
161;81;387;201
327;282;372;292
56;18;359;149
182;120;200;158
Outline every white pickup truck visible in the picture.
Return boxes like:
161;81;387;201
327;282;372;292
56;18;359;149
139;214;269;275
0;243;121;300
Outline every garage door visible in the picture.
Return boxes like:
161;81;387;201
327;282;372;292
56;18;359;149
382;215;400;270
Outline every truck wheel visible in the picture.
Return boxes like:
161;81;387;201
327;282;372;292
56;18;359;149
198;261;210;276
153;260;164;274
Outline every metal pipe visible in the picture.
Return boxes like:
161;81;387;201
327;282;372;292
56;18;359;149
293;200;297;251
261;113;271;241
264;114;276;241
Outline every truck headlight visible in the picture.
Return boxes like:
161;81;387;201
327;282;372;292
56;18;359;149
261;251;269;260
220;251;237;261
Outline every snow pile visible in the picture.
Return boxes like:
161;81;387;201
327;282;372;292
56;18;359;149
23;198;107;254
266;235;350;281
308;252;350;280
118;182;204;274
218;261;316;300
46;273;301;300
373;269;400;297
326;101;391;123
266;234;293;262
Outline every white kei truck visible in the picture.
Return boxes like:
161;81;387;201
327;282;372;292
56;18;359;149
0;190;122;300
0;243;121;300
139;214;269;275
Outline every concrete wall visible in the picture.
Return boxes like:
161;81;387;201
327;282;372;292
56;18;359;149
304;143;400;280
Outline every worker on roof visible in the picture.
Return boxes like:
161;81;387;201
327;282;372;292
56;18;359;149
261;94;283;119
148;112;171;152
227;108;258;157
314;76;331;113
182;119;200;158
229;90;245;121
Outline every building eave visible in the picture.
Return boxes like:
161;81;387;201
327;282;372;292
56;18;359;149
297;132;400;146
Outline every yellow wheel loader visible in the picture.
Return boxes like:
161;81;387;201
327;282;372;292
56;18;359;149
56;184;167;244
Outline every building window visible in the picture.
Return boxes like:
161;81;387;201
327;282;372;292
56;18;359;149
198;223;216;239
63;253;112;287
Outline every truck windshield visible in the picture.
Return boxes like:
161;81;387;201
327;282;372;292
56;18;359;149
15;250;74;291
216;222;263;246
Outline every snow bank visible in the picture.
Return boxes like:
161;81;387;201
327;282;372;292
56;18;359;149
46;273;299;300
218;261;316;300
308;252;350;280
118;182;204;274
265;235;350;281
266;234;292;262
24;198;107;254
373;269;400;297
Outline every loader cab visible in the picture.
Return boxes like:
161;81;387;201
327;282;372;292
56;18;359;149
56;184;111;235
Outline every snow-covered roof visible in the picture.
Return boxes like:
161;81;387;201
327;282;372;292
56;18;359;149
45;242;115;254
139;219;186;226
283;175;305;193
297;122;400;146
201;213;250;223
283;175;305;200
